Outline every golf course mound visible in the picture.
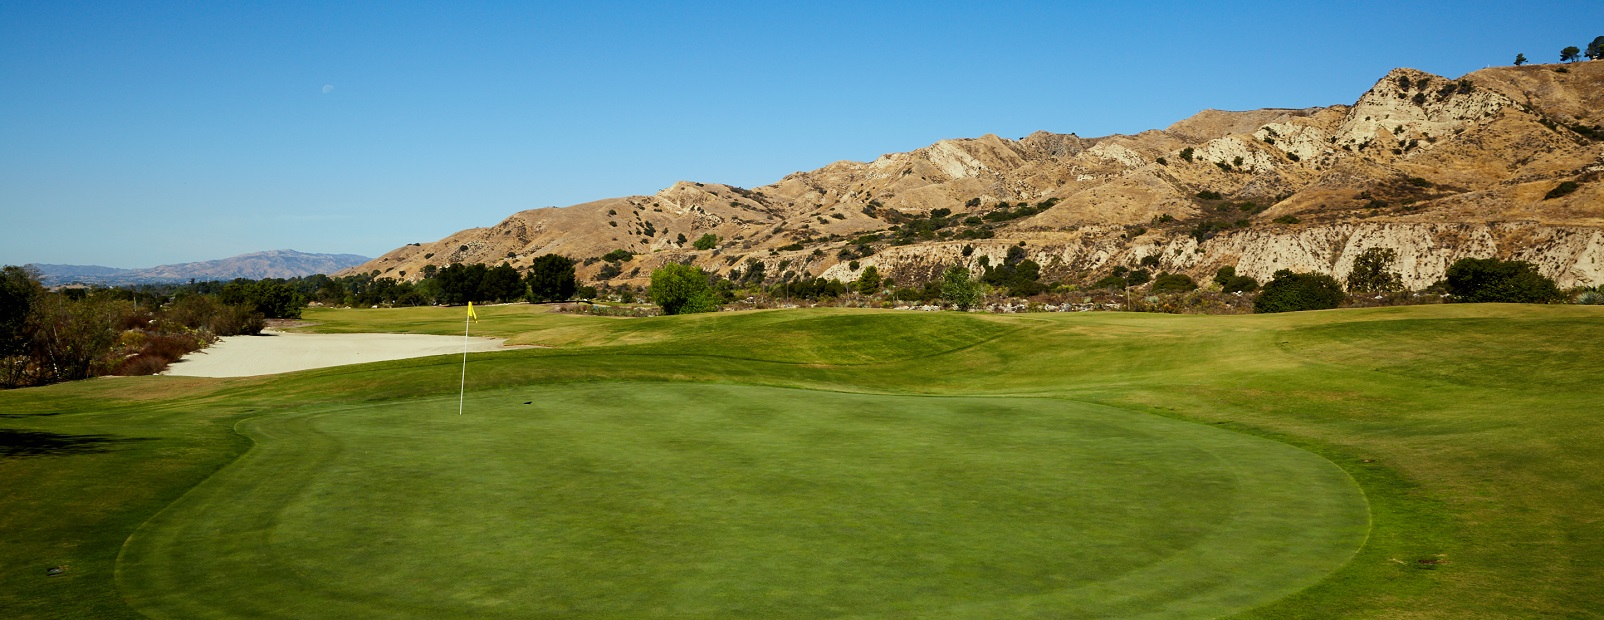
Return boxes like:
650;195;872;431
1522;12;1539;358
116;383;1367;619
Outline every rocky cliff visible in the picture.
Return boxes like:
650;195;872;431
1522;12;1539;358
346;61;1604;290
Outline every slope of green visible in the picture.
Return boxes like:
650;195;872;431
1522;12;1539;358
2;304;1601;618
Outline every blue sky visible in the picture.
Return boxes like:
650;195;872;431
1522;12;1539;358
3;1;1600;267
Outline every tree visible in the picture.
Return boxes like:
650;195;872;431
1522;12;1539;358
854;265;881;295
1345;247;1404;293
1444;257;1561;303
940;264;983;310
26;295;128;382
1253;270;1345;313
649;263;718;315
219;279;307;318
1588;36;1604;61
1514;53;1527;66
525;254;577;302
692;234;720;251
1561;46;1582;63
482;263;524;302
1;266;44;387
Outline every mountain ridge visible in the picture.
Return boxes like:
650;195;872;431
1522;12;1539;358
33;250;371;286
346;61;1604;290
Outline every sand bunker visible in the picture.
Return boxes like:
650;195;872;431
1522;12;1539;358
165;331;522;378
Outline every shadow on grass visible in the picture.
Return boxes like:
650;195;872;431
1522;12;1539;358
0;428;149;458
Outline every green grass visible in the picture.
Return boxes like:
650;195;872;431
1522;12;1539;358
3;304;1602;617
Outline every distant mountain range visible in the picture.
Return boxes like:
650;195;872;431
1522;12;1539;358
30;250;371;286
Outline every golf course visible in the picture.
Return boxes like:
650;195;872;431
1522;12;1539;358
3;304;1601;618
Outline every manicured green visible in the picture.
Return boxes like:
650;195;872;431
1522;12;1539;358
2;304;1602;618
116;385;1364;618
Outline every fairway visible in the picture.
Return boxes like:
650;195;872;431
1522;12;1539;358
116;383;1365;619
7;305;1604;618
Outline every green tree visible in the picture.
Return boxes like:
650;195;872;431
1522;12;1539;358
1;266;45;387
1345;248;1404;293
482;263;524;302
854;265;881;294
1253;270;1345;313
940;264;982;310
649;263;718;315
26;295;128;382
525;254;577;302
219;279;307;319
1561;46;1581;63
1444;258;1562;303
693;234;720;251
1587;37;1604;61
1514;53;1527;66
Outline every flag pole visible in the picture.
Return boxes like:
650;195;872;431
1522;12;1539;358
459;307;469;415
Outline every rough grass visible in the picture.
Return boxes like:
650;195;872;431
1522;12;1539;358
2;304;1602;618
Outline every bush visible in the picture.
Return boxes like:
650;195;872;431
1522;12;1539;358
1179;147;1194;162
1444;258;1562;303
1213;265;1237;286
1253;270;1345;313
1222;276;1260;293
1544;181;1580;200
693;234;720;250
648;263;718;315
602;249;634;262
1150;273;1198;293
1273;215;1300;225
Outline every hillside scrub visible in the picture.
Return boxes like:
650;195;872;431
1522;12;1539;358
1444;258;1562;303
0;267;266;388
1253;270;1346;313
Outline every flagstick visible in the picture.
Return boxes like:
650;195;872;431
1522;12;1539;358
459;311;469;415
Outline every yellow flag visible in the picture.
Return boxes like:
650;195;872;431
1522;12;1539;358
467;301;478;322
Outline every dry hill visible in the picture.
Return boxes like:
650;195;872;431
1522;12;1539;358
346;62;1604;290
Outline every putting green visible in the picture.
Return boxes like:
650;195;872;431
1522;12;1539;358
117;382;1367;618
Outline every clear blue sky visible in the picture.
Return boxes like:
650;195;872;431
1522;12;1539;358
3;1;1599;267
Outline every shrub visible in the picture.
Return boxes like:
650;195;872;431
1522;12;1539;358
1222;275;1260;293
1179;147;1194;162
1155;157;1168;166
1253;270;1345;313
693;234;720;250
602;249;633;262
1544;181;1580;200
1273;215;1300;225
1139;255;1160;268
1150;273;1198;293
1444;258;1562;303
1213;265;1237;286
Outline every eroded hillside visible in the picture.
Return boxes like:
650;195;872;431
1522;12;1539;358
345;62;1604;289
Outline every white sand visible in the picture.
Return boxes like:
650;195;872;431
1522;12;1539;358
164;331;524;378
